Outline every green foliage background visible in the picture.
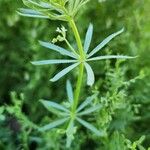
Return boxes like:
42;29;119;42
0;0;149;149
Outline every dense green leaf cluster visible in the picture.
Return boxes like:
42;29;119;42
18;0;89;20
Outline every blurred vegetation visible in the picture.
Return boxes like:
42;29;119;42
0;0;149;149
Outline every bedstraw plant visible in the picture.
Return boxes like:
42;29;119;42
18;0;136;147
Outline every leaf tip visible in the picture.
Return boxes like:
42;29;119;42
120;27;125;33
87;82;93;87
66;79;71;85
134;55;139;58
38;40;43;44
39;40;46;46
127;55;139;59
89;23;93;28
39;99;46;106
39;99;43;102
49;78;55;82
30;61;35;65
16;10;21;15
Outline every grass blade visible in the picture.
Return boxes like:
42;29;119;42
84;24;93;53
84;62;95;86
66;80;74;104
87;28;124;58
39;41;77;59
77;104;102;116
31;59;77;65
39;118;68;131
50;62;80;82
76;117;103;136
76;93;98;112
40;100;69;113
87;55;136;61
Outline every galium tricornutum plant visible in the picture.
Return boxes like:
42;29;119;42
18;0;135;147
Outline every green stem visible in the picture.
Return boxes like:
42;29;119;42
72;63;84;113
68;18;85;113
69;19;85;59
64;39;79;56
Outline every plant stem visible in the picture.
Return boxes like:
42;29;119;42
68;18;85;113
72;63;84;113
64;39;79;56
69;19;85;59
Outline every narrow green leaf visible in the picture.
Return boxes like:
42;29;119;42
84;62;95;86
68;0;74;13
77;0;89;9
40;100;69;113
37;2;52;9
66;80;74;104
22;0;51;9
76;117;103;136
23;0;65;14
81;0;90;5
22;0;40;7
74;0;89;14
87;28;124;58
40;100;68;117
39;41;77;59
76;93;98;112
73;0;80;11
17;8;49;18
50;62;80;82
84;24;93;53
77;104;102;116
66;120;75;148
46;107;68;117
75;0;80;6
46;13;66;21
31;59;77;65
87;55;136;61
39;118;68;131
50;1;66;14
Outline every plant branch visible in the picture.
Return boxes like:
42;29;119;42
68;18;85;113
72;63;84;113
64;39;79;56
